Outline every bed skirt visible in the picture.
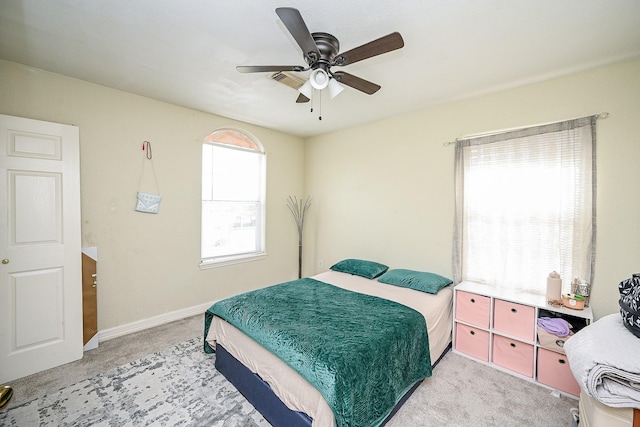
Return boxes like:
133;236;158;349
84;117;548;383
215;343;312;426
215;342;451;427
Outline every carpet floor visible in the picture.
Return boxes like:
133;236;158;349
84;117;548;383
0;315;577;426
1;337;267;426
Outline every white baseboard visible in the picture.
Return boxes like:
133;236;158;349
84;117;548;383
98;300;217;342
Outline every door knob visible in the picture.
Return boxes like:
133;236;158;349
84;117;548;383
1;259;9;264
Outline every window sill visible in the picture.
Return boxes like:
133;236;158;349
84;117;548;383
199;252;267;270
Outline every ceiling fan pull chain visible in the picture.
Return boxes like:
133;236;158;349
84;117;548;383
318;92;322;120
309;88;314;114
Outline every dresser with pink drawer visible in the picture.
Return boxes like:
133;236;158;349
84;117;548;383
453;281;592;398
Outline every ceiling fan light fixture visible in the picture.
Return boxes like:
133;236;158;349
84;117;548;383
327;78;345;99
309;69;329;90
238;8;406;109
298;79;313;99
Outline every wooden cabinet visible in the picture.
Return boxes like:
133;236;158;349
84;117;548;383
453;281;592;398
81;248;98;350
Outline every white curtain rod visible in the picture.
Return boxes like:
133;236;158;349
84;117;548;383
442;112;609;147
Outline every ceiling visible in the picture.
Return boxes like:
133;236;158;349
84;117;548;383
1;1;639;138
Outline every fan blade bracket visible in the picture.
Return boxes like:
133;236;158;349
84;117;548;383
305;51;319;65
333;56;347;67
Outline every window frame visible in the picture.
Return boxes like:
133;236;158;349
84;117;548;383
200;129;267;269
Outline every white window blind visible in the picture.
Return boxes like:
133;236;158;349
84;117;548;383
453;116;596;294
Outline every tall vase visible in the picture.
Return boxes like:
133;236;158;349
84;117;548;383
287;195;311;280
298;244;303;279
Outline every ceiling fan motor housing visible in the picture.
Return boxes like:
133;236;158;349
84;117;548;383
309;32;340;68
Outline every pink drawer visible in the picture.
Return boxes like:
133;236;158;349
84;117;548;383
492;334;534;377
537;347;580;396
455;290;490;328
455;323;490;362
493;299;535;341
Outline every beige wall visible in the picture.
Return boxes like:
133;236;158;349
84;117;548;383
305;58;640;320
0;59;305;330
2;57;638;330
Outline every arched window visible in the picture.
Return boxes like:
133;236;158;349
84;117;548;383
201;129;266;267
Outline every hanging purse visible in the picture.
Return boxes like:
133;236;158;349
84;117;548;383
135;141;162;214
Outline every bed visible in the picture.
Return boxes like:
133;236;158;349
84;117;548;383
579;389;635;427
204;260;454;427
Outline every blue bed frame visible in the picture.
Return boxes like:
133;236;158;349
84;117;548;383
215;342;451;427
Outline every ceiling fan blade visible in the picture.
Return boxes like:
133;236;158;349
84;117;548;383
237;65;304;73
332;71;381;95
276;7;320;64
334;32;404;66
296;93;310;103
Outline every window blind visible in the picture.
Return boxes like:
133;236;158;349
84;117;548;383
453;116;596;294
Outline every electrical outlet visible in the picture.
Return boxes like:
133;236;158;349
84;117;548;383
318;260;324;268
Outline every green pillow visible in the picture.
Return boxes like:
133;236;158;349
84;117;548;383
330;259;389;279
377;269;453;294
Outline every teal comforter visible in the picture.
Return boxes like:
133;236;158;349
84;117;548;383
204;278;431;427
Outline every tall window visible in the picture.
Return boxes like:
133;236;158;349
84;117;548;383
453;116;596;294
201;129;266;267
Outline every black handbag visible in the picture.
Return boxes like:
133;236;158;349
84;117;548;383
618;273;640;338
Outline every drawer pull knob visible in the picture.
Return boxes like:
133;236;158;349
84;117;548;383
470;298;476;303
511;308;517;313
558;359;566;365
510;342;516;348
470;330;475;335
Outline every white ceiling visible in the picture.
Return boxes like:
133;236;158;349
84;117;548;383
1;1;639;138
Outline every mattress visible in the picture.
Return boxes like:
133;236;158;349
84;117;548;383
206;270;454;427
579;389;633;427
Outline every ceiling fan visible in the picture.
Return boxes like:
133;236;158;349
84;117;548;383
237;7;404;103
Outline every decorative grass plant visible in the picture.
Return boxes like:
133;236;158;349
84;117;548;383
286;195;311;279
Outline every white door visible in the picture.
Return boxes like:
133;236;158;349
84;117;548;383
0;114;82;383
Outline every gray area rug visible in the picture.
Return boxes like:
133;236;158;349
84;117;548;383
1;336;576;426
0;337;268;426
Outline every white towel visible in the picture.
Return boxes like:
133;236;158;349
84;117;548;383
564;314;640;409
564;313;640;409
